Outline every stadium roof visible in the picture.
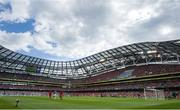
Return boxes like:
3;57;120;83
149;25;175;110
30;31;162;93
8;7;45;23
0;39;180;79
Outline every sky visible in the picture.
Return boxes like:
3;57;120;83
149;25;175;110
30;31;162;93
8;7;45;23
0;0;180;61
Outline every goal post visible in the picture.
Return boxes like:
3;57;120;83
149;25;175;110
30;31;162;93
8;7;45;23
144;87;165;100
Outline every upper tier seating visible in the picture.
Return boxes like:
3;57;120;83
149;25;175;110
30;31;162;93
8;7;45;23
0;64;180;84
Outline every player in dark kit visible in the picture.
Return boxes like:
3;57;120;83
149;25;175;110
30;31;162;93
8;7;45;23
59;91;64;100
48;91;52;99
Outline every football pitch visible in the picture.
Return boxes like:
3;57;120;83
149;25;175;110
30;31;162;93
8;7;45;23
0;96;180;109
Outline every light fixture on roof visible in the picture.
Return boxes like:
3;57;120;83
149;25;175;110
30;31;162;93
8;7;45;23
175;40;180;44
117;66;125;69
147;50;157;54
157;54;161;58
99;58;105;62
137;51;144;54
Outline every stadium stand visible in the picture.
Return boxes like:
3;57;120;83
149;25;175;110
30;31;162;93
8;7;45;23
0;39;180;99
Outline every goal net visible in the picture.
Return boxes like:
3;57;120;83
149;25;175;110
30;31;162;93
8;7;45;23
144;87;165;100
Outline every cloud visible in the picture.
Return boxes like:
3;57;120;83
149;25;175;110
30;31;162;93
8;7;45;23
0;0;30;22
0;30;33;52
0;0;180;60
128;0;180;42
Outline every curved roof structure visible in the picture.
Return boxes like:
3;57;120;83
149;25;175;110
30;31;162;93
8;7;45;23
0;39;180;79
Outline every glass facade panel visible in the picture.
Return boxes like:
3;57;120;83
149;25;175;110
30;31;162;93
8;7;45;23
22;56;30;62
18;56;25;61
35;59;41;64
0;48;6;53
27;57;34;63
6;53;16;59
43;60;47;65
12;54;21;60
47;61;51;66
51;61;55;66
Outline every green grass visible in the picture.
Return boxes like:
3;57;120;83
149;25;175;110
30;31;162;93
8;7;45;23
0;96;180;109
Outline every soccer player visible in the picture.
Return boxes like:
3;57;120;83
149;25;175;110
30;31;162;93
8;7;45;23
48;91;52;99
53;91;57;99
59;91;64;100
15;99;20;107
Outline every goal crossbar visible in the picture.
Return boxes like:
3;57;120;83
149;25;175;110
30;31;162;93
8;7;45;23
144;88;165;100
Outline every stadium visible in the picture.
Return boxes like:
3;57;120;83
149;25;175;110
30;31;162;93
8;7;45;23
1;0;180;109
0;39;180;109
